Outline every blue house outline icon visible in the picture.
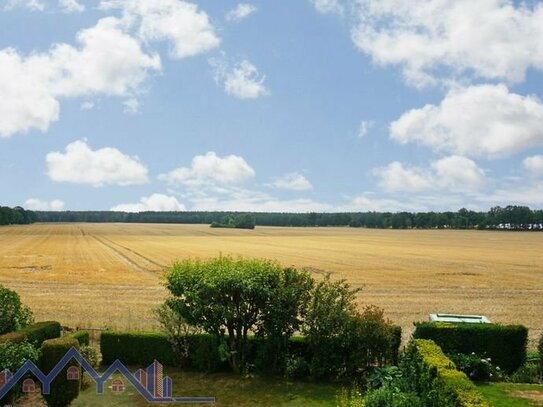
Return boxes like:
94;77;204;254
0;347;215;404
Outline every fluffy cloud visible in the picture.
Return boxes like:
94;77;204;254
46;140;149;187
24;198;65;211
373;156;486;193
226;4;257;22
351;0;543;87
311;0;343;14
111;193;186;212
159;152;255;187
269;173;313;191
211;58;269;99
523;155;543;177
1;0;220;138
4;0;44;11
390;85;543;159
100;0;220;59
0;17;160;138
58;0;84;13
0;49;60;137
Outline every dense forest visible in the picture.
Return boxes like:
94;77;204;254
0;206;37;225
32;205;543;230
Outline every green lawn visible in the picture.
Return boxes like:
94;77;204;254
73;369;343;407
478;383;543;407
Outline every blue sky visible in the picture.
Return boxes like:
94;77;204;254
1;0;543;212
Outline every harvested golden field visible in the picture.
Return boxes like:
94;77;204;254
1;223;542;345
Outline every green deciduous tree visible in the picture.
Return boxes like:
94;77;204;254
164;256;310;373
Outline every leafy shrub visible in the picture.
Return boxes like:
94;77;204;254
364;386;423;407
0;321;61;346
80;345;100;369
41;337;80;407
285;356;310;380
369;366;404;390
414;322;527;374
401;339;489;407
154;303;200;366
69;331;89;347
0;284;34;335
451;353;503;382
303;276;400;379
508;362;540;384
336;385;365;407
0;341;40;405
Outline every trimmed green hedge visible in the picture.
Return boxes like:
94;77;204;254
41;336;80;407
413;322;527;373
402;339;489;407
100;328;401;375
0;321;61;346
101;331;178;366
68;331;90;346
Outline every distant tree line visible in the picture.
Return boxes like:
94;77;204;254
32;205;543;230
0;206;36;225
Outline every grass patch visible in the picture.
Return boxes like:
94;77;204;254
73;368;341;407
478;383;543;407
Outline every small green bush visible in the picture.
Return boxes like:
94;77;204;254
285;356;310;380
80;345;100;369
364;386;423;407
41;337;80;407
401;339;489;407
69;331;89;346
0;285;34;334
0;321;61;346
508;362;540;384
414;322;527;374
0;341;40;405
451;353;503;382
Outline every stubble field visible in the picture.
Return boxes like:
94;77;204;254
1;223;542;345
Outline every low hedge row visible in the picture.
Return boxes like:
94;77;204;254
41;336;80;407
402;339;489;407
0;321;61;346
413;322;527;373
100;327;401;375
68;331;90;346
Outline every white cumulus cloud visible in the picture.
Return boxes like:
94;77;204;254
351;0;543;87
159;152;256;187
390;84;543;159
46;140;149;187
311;0;343;14
269;173;313;191
111;193;186;212
0;17;161;138
373;156;486;193
226;3;257;22
100;0;220;59
24;198;65;211
211;58;269;99
523;155;543;177
58;0;84;13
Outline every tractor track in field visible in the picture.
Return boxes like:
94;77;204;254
97;235;165;269
90;235;158;278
